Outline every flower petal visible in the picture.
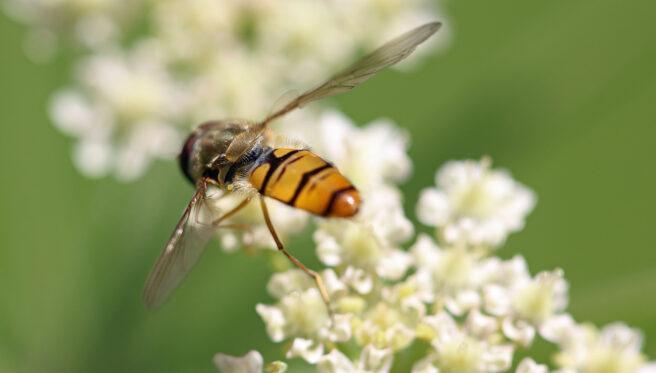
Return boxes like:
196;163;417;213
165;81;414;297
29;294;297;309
317;349;355;373
516;358;549;373
286;338;324;364
255;304;286;342
213;350;263;373
359;344;394;373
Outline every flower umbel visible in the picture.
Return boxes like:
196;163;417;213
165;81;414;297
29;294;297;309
256;270;352;363
250;150;654;372
417;158;536;249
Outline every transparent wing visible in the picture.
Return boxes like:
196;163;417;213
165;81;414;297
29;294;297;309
261;21;442;126
268;89;300;118
143;181;217;309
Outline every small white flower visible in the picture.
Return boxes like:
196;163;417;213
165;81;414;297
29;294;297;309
382;279;428;323
213;350;288;373
185;47;280;120
466;309;501;340
511;269;568;325
341;266;374;294
516;358;549;373
539;313;579;345
257;1;353;74
415;311;514;373
410;234;482;315
317;349;355;373
265;288;330;338
354;302;416;351
256;271;352;363
417;158;536;248
266;270;315;299
411;358;440;373
317;345;394;373
255;304;286;343
213;350;263;373
553;321;656;373
50;88;112;138
476;255;531;287
501;317;537;348
479;255;568;346
114;120;182;181
72;137;113;178
287;338;324;363
360;344;395;373
78;44;183;125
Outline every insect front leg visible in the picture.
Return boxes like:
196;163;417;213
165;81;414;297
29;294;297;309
211;198;251;226
259;197;335;319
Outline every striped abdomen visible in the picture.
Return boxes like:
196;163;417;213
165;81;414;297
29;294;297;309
249;148;360;217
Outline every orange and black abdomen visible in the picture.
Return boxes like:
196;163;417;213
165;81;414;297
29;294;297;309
249;148;360;217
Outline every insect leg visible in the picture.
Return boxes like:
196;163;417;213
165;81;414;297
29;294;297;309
259;197;334;317
211;198;252;226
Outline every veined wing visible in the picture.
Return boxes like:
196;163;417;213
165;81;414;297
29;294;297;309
260;22;442;127
143;181;216;309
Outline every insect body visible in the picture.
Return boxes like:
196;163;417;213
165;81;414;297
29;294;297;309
143;22;442;310
180;121;360;218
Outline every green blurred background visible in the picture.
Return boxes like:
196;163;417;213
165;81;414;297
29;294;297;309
1;0;655;371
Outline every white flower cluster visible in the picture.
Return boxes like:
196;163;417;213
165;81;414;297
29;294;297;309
417;158;537;249
4;0;444;181
213;144;654;372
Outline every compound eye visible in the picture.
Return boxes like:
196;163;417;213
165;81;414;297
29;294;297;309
179;131;200;184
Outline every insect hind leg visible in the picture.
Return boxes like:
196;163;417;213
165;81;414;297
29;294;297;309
259;197;334;318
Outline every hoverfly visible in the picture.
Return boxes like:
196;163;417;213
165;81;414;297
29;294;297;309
143;22;442;310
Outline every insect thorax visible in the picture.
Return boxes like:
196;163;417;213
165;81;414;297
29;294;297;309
179;120;261;185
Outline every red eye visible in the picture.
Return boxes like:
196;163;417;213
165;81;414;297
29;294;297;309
179;131;199;184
